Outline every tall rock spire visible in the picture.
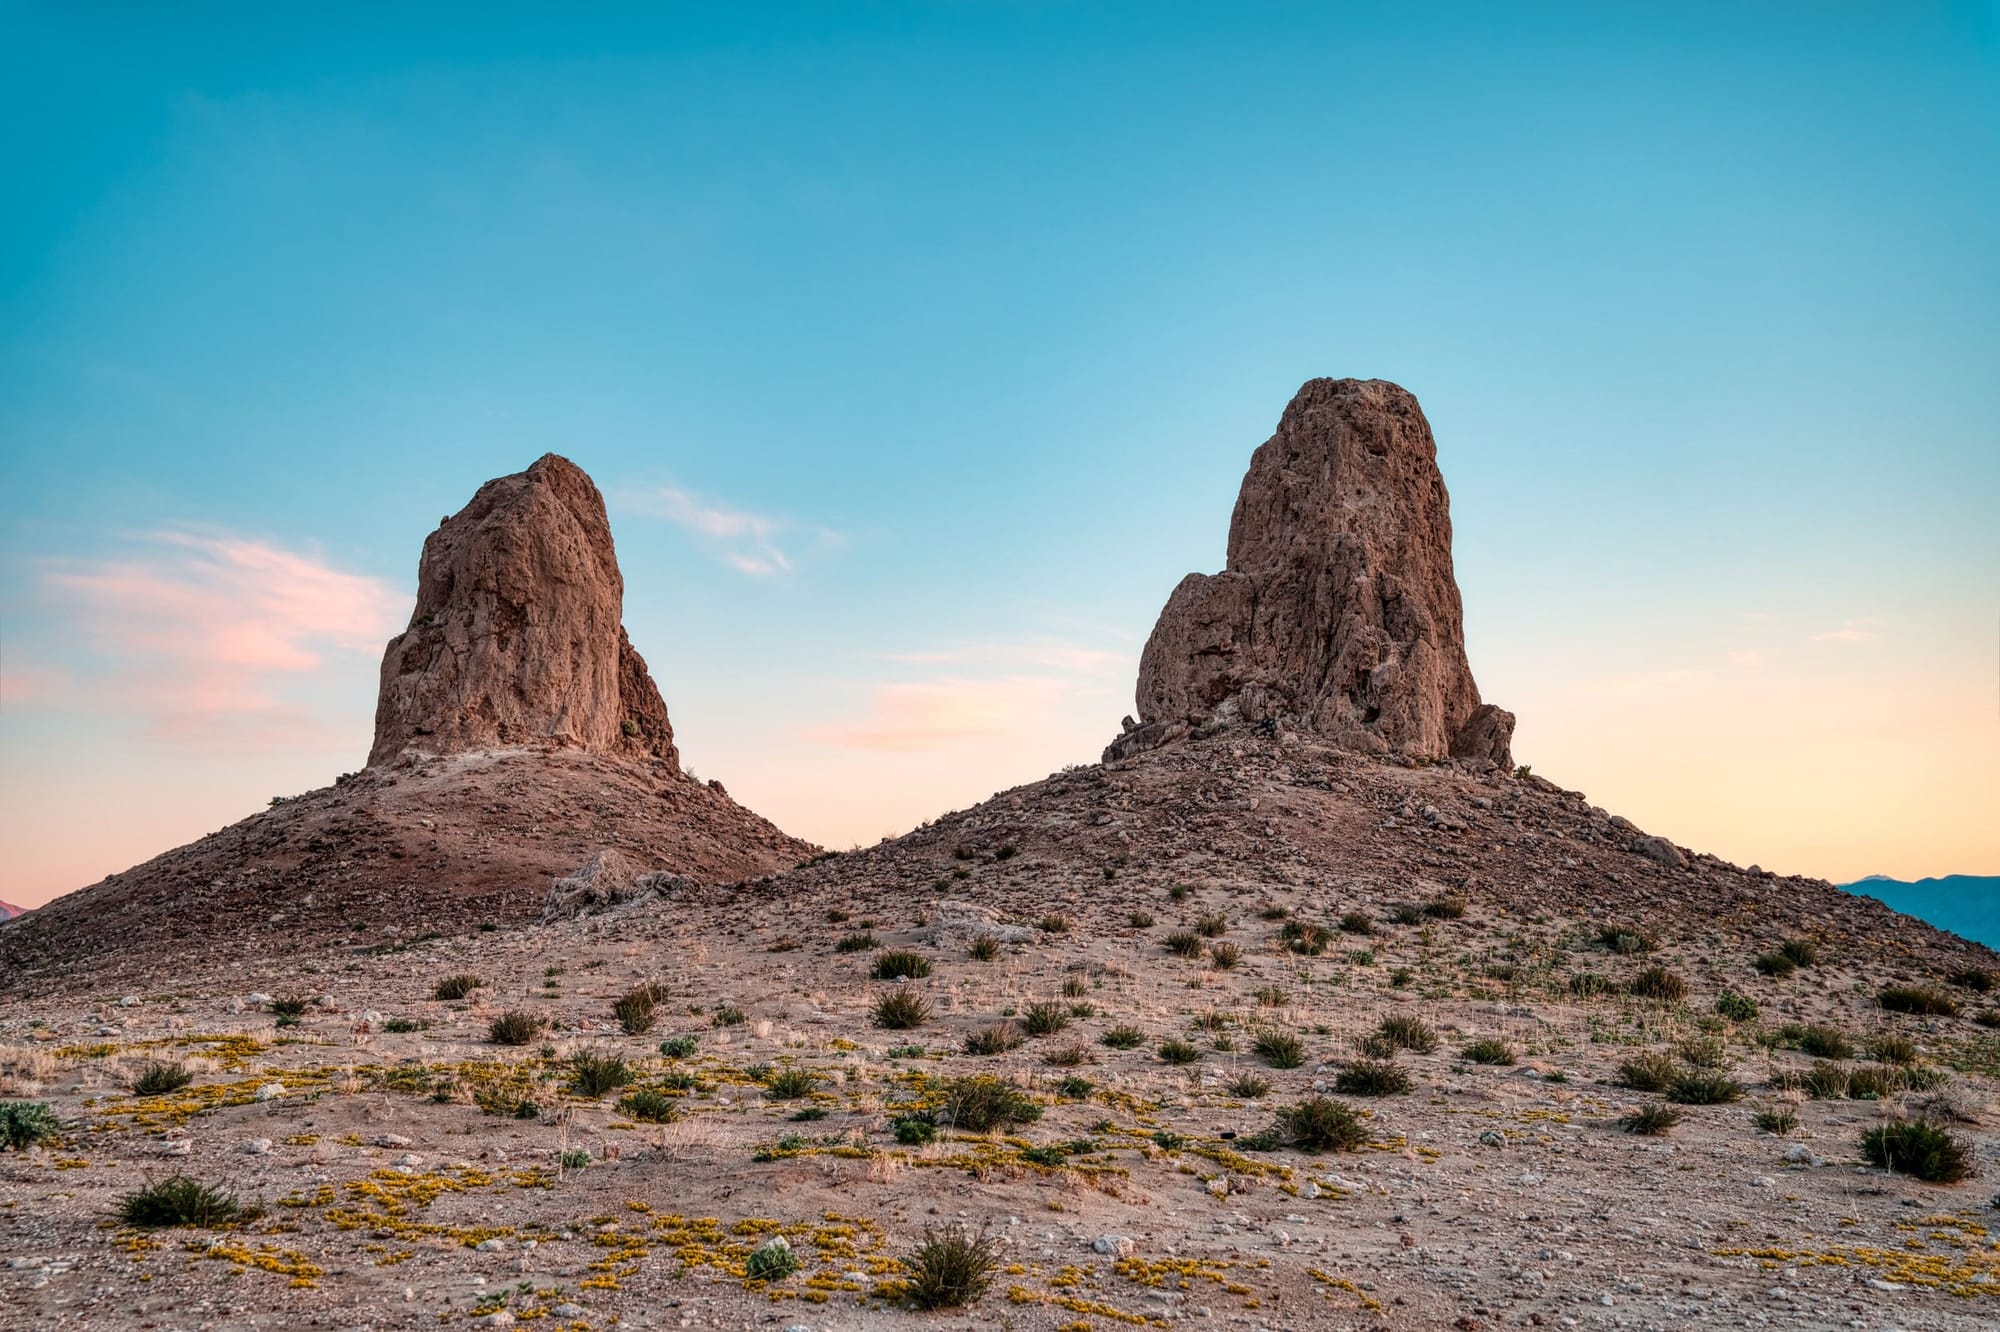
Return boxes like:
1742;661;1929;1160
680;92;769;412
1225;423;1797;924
1115;378;1513;767
369;453;678;768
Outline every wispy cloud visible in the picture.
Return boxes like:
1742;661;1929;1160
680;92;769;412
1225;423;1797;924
624;482;841;577
31;531;401;743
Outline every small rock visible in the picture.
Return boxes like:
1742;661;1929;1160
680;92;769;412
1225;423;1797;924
252;1083;285;1101
1478;1130;1505;1147
1093;1235;1136;1257
475;1238;507;1252
375;1133;414;1148
242;1138;274;1155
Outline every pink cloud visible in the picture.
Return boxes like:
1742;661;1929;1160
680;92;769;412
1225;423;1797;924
623;481;842;577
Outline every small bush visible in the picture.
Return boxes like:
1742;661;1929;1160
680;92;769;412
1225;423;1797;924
488;1011;543;1046
1335;1059;1412;1096
1616;1052;1680;1092
618;1089;682;1123
1279;1096;1367;1152
1879;986;1958;1017
1209;941;1243;970
1621;1103;1682;1136
1669;1073;1745;1105
1279;920;1329;956
1043;1041;1092;1068
1255;985;1289;1007
1627;967;1687;1003
1168;884;1191;901
1796;1024;1855;1060
1861;1120;1975;1183
968;935;1001;962
1802;1061;1851;1099
745;1236;800;1282
964;1024;1024;1056
1461;1039;1515;1066
835;931;879;954
1597;925;1656;955
1164;931;1203;958
872;950;933;980
1038;913;1070;935
1373;1014;1439;1055
268;995;312;1018
903;1223;1000;1310
1945;968;1994;993
658;1034;698;1059
1127;910;1156;929
893;1113;938;1145
1056;1075;1093;1099
874;991;932;1030
614;991;657;1035
1753;1105;1799;1135
1022;1002;1070;1037
1061;976;1088;998
0;1101;61;1151
569;1051;632;1097
1867;1033;1918;1065
1715;990;1758;1022
712;1005;748;1026
1227;1073;1272;1099
1390;903;1425;926
942;1076;1041;1133
1753;952;1797;978
1253;1031;1306;1069
558;1148;590;1169
132;1063;193;1096
433;974;482;1001
1424;897;1468;920
119;1176;242;1227
1195;912;1229;938
1778;938;1819;967
1157;1039;1203;1065
764;1067;820;1099
1100;1025;1145;1050
383;1018;425;1034
1675;1036;1726;1069
1338;911;1374;936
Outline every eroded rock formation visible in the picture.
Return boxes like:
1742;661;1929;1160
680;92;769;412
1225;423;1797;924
1117;378;1513;767
369;453;677;768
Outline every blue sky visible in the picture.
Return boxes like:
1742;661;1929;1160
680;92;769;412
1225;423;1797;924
3;3;1996;906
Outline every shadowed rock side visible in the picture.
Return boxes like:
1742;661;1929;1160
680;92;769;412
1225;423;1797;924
369;453;677;769
1116;378;1514;767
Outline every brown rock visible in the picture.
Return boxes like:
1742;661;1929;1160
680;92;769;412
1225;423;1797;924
369;453;677;768
1123;378;1512;767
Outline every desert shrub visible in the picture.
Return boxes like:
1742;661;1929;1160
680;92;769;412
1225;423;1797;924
1675;1036;1726;1070
902;1223;999;1310
1255;985;1289;1007
1796;1024;1855;1060
1902;1064;1952;1092
1753;952;1797;978
1846;1065;1903;1100
1068;1001;1097;1019
1752;1105;1799;1135
1867;1033;1918;1065
1279;1096;1367;1152
1945;968;1994;993
1168;884;1191;901
1461;1038;1515;1066
0;1101;61;1151
1714;990;1758;1022
1483;962;1520;983
1669;1073;1745;1105
1979;1010;2000;1029
558;1148;590;1169
1390;903;1425;926
1194;912;1229;938
1127;910;1156;929
433;974;482;1000
712;1005;747;1026
487;1011;543;1046
1879;986;1958;1017
614;990;657;1035
893;1113;938;1145
1022;1002;1070;1037
569;1051;632;1097
1279;920;1329;956
963;1024;1024;1056
658;1034;698;1059
874;991;932;1030
1209;942;1243;970
1164;931;1203;958
834;931;879;954
1260;904;1290;920
1056;1075;1094;1100
1627;967;1687;1003
1338;911;1374;936
872;950;933;980
617;1089;681;1123
1157;1039;1203;1065
1596;925;1655;955
1390;967;1414;988
1253;1031;1306;1069
132;1063;193;1096
383;1018;425;1034
118;1176;242;1227
763;1067;820;1100
968;935;1000;962
1778;938;1819;967
1043;1041;1092;1069
268;995;312;1018
1861;1120;1975;1183
1227;1073;1272;1099
942;1076;1041;1132
1060;975;1088;998
1621;1103;1682;1136
1373;1014;1439;1055
1335;1059;1412;1096
1100;1025;1145;1050
744;1236;800;1282
1038;913;1070;935
1569;971;1616;999
1616;1052;1679;1092
1424;897;1468;921
1802;1061;1851;1099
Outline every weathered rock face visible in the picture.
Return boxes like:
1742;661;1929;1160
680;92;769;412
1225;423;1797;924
369;453;678;768
1122;378;1513;767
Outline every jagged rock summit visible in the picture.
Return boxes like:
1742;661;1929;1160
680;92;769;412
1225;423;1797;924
1114;378;1514;767
370;452;677;768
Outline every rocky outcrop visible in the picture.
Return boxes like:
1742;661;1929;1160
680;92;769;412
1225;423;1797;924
369;454;677;768
541;848;699;923
1120;378;1512;767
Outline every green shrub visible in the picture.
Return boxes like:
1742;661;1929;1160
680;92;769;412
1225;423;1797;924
1253;1031;1306;1069
1127;910;1155;929
1946;968;1994;993
1061;976;1088;998
1373;1014;1439;1055
835;931;879;953
1753;952;1797;978
1596;925;1655;954
1627;967;1687;1002
1879;986;1958;1017
614;990;657;1035
1676;1036;1726;1069
1255;985;1289;1007
1867;1033;1918;1065
1338;911;1374;936
1390;903;1425;926
763;1067;820;1100
1056;1075;1093;1099
1668;1073;1744;1105
1100;1025;1145;1050
132;1063;193;1096
1164;931;1203;958
617;1089;682;1123
963;1024;1024;1056
1168;884;1191;901
712;1005;747;1026
1616;1052;1679;1092
1209;941;1243;969
942;1076;1041;1133
968;935;1001;961
745;1236;801;1282
433;974;482;1001
0;1101;60;1151
558;1148;590;1169
383;1018;425;1034
487;1010;543;1046
1778;939;1819;967
1861;1120;1974;1183
1796;1024;1855;1060
658;1034;698;1059
1621;1103;1682;1136
1802;1061;1850;1099
1157;1039;1203;1065
1279;920;1329;956
902;1223;1000;1310
119;1176;242;1228
569;1050;632;1097
1043;1041;1091;1069
893;1113;939;1145
1334;1059;1412;1096
1753;1105;1799;1135
1424;897;1468;920
1022;1002;1070;1037
1279;1096;1367;1152
1227;1073;1272;1099
872;950;933;980
1460;1038;1515;1066
1195;912;1229;938
1569;971;1616;998
874;990;932;1030
268;995;312;1018
1715;990;1758;1022
1038;913;1070;935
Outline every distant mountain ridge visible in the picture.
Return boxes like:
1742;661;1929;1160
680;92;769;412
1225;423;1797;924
1840;875;2000;950
0;901;25;922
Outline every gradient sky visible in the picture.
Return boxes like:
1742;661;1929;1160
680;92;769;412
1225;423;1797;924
4;3;1996;910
